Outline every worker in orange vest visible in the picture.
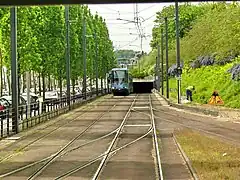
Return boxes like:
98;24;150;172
208;90;224;105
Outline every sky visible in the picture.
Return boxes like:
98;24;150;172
88;2;199;54
88;3;171;53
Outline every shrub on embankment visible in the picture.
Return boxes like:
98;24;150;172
168;57;240;108
131;2;240;108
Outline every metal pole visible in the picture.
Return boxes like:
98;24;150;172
161;28;164;96
0;50;2;96
11;7;19;133
154;57;157;89
83;17;87;100
65;6;71;109
157;44;160;92
94;31;98;96
165;17;169;99
175;1;181;104
26;71;30;117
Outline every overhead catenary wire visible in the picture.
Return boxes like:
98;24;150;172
97;6;132;14
117;37;139;49
139;5;156;13
142;13;156;22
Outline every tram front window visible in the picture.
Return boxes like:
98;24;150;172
113;71;127;84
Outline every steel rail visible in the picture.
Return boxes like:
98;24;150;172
92;94;138;180
27;101;120;180
152;107;238;132
55;126;153;180
0;96;137;178
0;126;120;178
0;97;123;179
149;95;164;180
0;96;108;163
172;134;199;180
153;112;240;146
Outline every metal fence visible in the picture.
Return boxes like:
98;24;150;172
0;89;108;139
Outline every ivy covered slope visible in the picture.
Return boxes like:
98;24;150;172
169;57;240;108
0;5;116;88
131;2;213;78
134;2;240;108
168;2;240;108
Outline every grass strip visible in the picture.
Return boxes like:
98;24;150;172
175;129;240;180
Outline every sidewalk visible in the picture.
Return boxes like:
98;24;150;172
153;90;240;123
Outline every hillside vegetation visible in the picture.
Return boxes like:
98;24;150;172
168;57;240;108
131;2;240;108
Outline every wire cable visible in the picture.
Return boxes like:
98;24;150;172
139;5;156;13
117;37;139;49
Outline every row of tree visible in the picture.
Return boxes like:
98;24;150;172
0;5;116;96
151;2;240;66
130;2;240;78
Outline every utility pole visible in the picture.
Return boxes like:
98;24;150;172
83;16;87;100
11;7;19;133
161;28;164;96
65;5;71;110
157;44;160;92
165;17;169;99
175;1;181;104
94;31;98;96
154;57;157;89
26;71;30;117
0;49;2;96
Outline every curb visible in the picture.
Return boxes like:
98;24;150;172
173;134;199;180
156;92;219;117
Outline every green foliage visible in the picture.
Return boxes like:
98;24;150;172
135;2;240;76
180;3;240;64
130;50;157;78
115;49;138;64
151;2;211;50
0;5;116;82
168;58;240;108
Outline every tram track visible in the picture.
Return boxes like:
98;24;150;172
54;94;163;180
153;108;240;146
0;93;207;180
12;94;162;180
133;102;240;146
0;95;136;178
172;134;199;180
0;96;111;163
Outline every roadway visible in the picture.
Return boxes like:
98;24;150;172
0;93;239;179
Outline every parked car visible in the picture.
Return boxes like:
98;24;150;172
44;91;60;105
0;98;10;119
0;95;27;115
21;93;39;111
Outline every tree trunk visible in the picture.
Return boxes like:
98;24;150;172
0;48;3;96
29;71;32;89
38;73;41;96
59;77;62;98
7;69;11;95
18;74;21;104
3;68;6;93
48;74;51;91
33;71;37;94
42;74;45;100
72;79;75;95
22;73;26;93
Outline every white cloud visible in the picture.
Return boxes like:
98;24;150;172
88;3;171;53
88;2;201;53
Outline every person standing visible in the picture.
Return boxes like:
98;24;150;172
186;86;195;102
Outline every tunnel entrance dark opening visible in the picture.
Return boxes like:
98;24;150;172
133;82;153;93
